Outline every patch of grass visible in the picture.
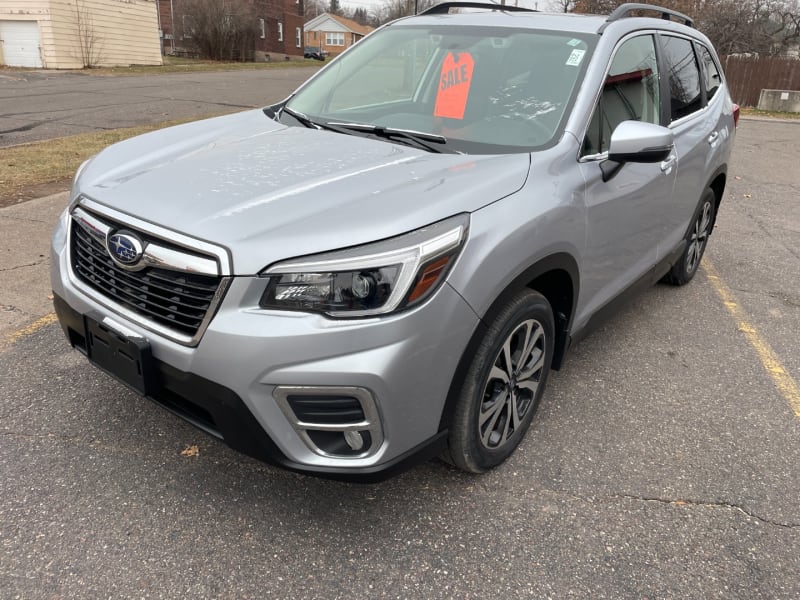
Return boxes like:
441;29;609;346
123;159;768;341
0;116;213;201
80;56;321;76
740;107;800;120
0;56;323;77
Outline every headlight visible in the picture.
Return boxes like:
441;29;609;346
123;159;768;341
259;214;469;317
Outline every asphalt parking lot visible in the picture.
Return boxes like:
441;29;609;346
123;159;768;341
1;70;798;596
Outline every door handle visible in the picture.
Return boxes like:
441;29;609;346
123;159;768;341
707;131;720;147
660;154;676;175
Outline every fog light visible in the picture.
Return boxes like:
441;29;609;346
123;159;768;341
273;385;384;459
344;430;365;451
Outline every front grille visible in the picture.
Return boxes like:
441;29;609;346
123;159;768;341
70;216;222;338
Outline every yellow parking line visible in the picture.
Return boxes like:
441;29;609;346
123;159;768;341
703;259;800;418
5;313;58;346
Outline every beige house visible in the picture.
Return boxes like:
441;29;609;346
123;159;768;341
0;0;161;68
304;13;372;57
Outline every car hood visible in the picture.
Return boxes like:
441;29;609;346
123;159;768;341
79;110;530;274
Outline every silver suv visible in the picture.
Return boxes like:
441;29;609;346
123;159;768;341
51;2;738;480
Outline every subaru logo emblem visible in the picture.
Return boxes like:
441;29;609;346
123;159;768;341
107;231;144;266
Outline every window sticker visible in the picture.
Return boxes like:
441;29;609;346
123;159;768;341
566;48;586;67
567;38;582;47
434;51;475;120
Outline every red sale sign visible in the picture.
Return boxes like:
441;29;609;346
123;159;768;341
434;51;475;120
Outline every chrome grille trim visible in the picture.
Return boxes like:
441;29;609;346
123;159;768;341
72;207;219;276
76;196;232;275
67;198;232;346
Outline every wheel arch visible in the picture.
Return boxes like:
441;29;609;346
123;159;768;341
438;252;579;433
706;165;727;228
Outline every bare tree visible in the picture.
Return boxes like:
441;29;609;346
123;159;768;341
72;0;102;68
306;0;327;18
573;0;800;56
376;0;438;24
178;0;259;61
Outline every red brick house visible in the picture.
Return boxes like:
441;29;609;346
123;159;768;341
157;0;304;60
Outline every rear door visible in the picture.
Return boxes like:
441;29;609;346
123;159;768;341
655;34;718;259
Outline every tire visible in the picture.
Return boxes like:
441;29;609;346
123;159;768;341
663;188;716;286
446;289;555;473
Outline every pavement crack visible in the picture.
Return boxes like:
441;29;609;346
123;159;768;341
612;493;799;529
741;209;800;261
727;286;800;308
0;213;49;224
0;259;47;272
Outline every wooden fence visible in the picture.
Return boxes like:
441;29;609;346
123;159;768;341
722;55;800;107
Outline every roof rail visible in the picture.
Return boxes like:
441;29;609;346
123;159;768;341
601;3;693;30
420;1;537;16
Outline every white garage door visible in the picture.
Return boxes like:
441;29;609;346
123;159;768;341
0;20;43;68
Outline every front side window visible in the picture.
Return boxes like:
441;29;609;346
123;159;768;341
583;35;660;156
661;35;702;120
286;25;596;154
326;32;345;46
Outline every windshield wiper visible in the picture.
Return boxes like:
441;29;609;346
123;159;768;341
279;107;376;138
327;122;451;154
280;109;452;154
280;106;323;129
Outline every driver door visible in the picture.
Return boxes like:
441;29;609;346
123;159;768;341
577;34;677;321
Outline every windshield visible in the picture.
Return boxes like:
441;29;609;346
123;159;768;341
284;24;596;154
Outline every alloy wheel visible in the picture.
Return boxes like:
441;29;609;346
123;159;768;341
686;200;713;274
478;318;546;450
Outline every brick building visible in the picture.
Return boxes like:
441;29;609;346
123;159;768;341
157;0;304;60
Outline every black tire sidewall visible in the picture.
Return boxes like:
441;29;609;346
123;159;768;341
448;289;555;473
667;187;717;285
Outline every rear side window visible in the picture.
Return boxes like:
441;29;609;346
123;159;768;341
699;45;721;102
583;35;660;155
661;36;702;121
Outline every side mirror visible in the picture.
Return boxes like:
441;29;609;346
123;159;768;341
607;121;674;163
601;121;674;182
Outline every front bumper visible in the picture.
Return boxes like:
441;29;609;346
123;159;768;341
50;211;480;480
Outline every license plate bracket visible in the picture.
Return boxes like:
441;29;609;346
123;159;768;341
85;313;156;395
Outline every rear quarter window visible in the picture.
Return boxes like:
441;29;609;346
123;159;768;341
698;44;722;102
